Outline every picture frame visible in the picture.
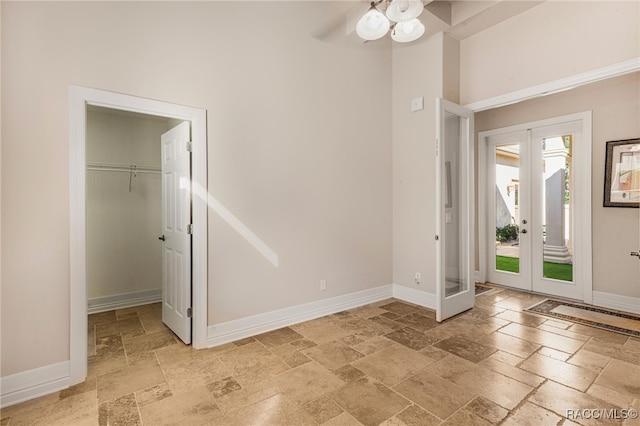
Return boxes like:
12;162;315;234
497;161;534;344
603;138;640;207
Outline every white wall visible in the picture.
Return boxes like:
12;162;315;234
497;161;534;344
86;108;165;301
1;1;392;377
392;33;447;293
460;1;640;104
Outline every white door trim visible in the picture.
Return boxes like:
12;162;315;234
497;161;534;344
478;112;592;303
464;57;640;112
68;86;208;385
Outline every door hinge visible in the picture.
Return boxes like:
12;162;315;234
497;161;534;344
186;307;193;318
186;141;193;152
435;235;440;241
187;224;193;234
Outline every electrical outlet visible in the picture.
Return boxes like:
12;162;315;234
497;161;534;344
320;279;327;291
414;273;421;284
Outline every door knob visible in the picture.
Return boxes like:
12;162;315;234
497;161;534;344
520;229;527;234
158;235;166;241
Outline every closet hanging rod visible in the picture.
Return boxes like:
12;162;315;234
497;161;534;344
86;162;161;174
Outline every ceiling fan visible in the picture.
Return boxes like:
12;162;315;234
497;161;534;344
357;0;426;43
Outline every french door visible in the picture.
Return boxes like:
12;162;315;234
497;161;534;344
436;99;475;321
482;114;592;301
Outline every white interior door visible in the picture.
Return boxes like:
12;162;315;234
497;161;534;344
161;121;192;344
483;116;590;301
436;98;475;322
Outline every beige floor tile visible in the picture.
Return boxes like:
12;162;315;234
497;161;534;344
296;322;353;343
206;376;242;398
434;334;497;363
323;411;364;426
494;296;538;311
135;383;173;407
393;370;474;420
331;377;410;426
213;379;281;414
389;405;441;426
393;313;440;332
139;386;222;425
217;393;316;426
349;335;395;355
335;316;390;338
530;380;623;426
567;324;630;345
254;327;304;348
501;401;562;426
463;397;510;424
594;358;640;399
379;301;420;316
274;361;345;405
581;339;640;365
520;352;599;392
538;346;571;361
59;377;97;400
496;310;547;327
332;364;366;382
303;395;344;424
350;305;389;319
218;341;290;386
303;341;363;370
97;361;166;403
536;324;591;342
98;393;140;426
160;348;231;394
271;342;313;368
138;311;170;334
466;330;541;359
542;318;574;329
123;329;177;354
499;323;585;354
433;355;534;410
385;327;439;351
568;349;611;371
478;357;545;388
352;344;434;386
89;311;117;327
487;350;524;366
95;317;145;339
418;345;450;362
586;383;637;410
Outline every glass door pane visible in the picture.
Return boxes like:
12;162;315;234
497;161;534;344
495;143;521;274
540;135;573;282
444;114;466;297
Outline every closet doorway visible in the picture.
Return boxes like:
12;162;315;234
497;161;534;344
86;107;192;344
69;86;207;385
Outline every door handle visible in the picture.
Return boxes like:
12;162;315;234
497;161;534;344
520;229;527;234
631;251;640;258
158;235;166;241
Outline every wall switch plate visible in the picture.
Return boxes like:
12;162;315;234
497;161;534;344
411;97;424;112
320;279;327;291
414;272;421;284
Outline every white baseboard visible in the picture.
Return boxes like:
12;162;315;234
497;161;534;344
0;361;70;408
206;285;394;347
88;288;162;314
592;291;640;315
392;285;437;310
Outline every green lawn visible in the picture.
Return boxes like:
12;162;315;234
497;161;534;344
496;255;573;282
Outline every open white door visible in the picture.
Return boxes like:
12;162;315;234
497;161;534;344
160;121;192;343
436;98;475;322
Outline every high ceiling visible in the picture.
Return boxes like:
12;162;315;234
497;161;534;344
314;0;544;45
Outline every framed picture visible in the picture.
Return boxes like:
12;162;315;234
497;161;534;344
604;138;640;207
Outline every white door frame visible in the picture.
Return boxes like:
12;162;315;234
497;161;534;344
69;86;208;385
478;112;592;302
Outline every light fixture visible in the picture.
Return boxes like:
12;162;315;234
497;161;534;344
356;0;425;43
386;0;423;23
391;18;425;43
356;7;391;41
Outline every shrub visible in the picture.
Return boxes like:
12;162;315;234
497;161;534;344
496;224;519;242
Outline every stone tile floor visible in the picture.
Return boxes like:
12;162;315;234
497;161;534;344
2;286;639;425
